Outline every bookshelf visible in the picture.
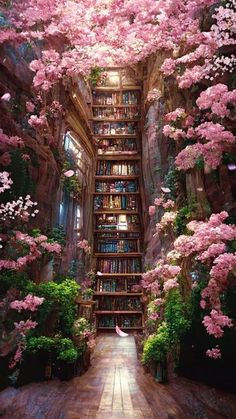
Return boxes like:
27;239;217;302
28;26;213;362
92;68;143;331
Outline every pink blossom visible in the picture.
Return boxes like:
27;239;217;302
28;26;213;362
10;294;44;312
77;239;91;254
206;347;221;360
14;319;38;336
64;170;75;177
26;101;35;112
149;205;156;216
202;310;233;338
1;93;11;101
163;278;179;292
40;242;62;254
22;154;30;161
165;108;185;122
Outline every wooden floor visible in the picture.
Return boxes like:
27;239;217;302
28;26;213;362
0;335;236;418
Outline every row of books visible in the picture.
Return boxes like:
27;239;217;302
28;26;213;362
92;91;139;105
94;195;137;211
96;277;141;293
97;138;137;153
96;214;140;230
93;106;140;120
94;122;137;136
95;232;140;239
96;239;139;253
97;258;141;273
95;180;138;193
97;315;142;328
96;161;138;176
95;296;142;311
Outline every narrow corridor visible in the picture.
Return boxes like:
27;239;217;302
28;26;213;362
0;335;235;419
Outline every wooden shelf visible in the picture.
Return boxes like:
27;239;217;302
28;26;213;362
94;252;142;257
94;210;138;214
95;175;139;180
92;104;141;108
97;326;143;330
98;152;139;157
93;118;139;123
94;230;141;234
95;273;142;277
97;155;140;160
94;292;142;296
93;86;141;92
94;134;137;139
95;310;143;314
93;72;143;333
93;192;139;195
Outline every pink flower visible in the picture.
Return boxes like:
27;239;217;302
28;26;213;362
149;205;156;216
10;294;44;312
22;154;30;161
206;347;221;360
1;93;11;101
64;170;75;177
26;101;35;112
149;312;159;321
163;278;179;292
161;187;171;193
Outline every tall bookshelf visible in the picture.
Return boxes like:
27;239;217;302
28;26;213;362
92;69;144;331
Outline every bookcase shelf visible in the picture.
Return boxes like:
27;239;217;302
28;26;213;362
97;327;143;330
95;273;142;277
93;86;141;92
94;310;143;314
92;69;144;332
95;175;139;180
93;192;140;195
94;292;142;296
94;252;142;257
92;104;141;108
94;134;137;139
97;155;141;161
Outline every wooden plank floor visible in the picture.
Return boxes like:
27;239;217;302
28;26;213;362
0;335;236;418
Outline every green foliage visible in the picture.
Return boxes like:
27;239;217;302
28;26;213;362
142;289;190;365
195;156;204;170
27;336;55;352
174;202;196;235
56;338;78;363
27;336;80;363
88;66;105;86
57;348;78;363
164;289;191;343
222;152;236;164
73;317;90;336
0;150;35;203
143;323;170;363
164;168;181;200
26;278;80;335
48;225;66;246
0;271;31;298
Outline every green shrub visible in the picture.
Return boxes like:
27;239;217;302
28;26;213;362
174;202;196;235
27;336;55;352
143;323;170;364
142;289;190;365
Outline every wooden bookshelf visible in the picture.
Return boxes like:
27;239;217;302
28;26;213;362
92;69;144;331
95;273;142;277
97;155;141;161
94;134;137;139
92;104;141;108
93;86;141;92
94;292;142;296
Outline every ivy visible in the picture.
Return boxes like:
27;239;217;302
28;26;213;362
142;289;190;365
173;202;196;235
